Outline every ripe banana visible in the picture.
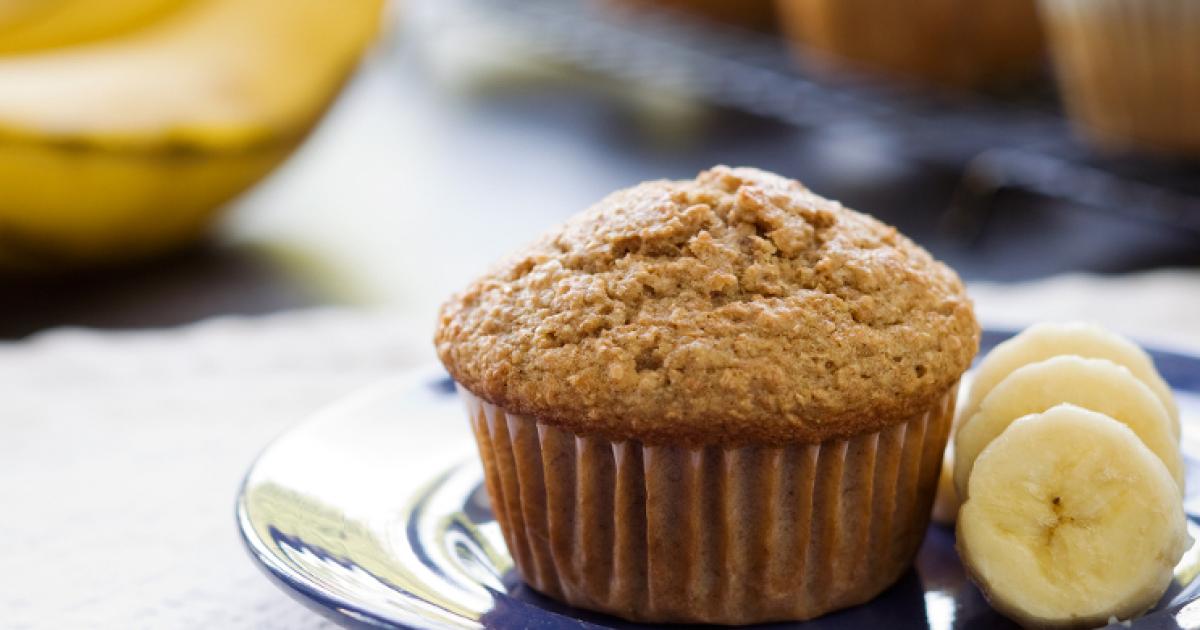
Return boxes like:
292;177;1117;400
964;322;1179;434
930;441;959;525
931;373;972;525
957;404;1189;628
0;0;192;54
0;0;384;270
954;355;1181;501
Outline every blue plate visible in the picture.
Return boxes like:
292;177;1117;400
238;330;1200;629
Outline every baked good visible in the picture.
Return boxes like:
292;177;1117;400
1040;0;1200;156
602;0;777;32
776;0;1044;89
435;166;979;623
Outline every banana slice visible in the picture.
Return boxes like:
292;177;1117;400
964;322;1178;436
931;379;971;525
930;441;959;525
954;355;1181;501
957;404;1189;628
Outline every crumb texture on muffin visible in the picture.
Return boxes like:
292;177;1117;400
436;166;979;444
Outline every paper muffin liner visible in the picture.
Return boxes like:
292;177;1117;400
460;384;957;624
1041;0;1200;155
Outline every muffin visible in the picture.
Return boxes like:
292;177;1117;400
601;0;778;32
435;166;979;624
1039;0;1200;156
776;0;1044;90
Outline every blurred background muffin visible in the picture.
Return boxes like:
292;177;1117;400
1040;0;1200;157
600;0;778;32
776;0;1045;89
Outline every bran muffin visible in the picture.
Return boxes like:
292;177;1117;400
436;166;979;623
601;0;777;32
1040;0;1200;156
776;0;1044;90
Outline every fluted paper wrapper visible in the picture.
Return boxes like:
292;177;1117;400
461;386;957;624
1041;0;1200;155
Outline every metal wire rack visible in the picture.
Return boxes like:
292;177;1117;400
451;0;1200;238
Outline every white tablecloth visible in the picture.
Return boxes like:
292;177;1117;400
3;271;1199;629
0;309;432;630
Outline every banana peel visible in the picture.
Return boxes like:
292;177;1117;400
0;0;385;271
0;0;193;54
0;142;292;269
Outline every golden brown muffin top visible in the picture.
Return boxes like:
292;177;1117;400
436;166;979;445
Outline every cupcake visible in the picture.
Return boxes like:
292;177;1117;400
600;0;778;32
776;0;1044;89
435;166;979;624
1039;0;1200;156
